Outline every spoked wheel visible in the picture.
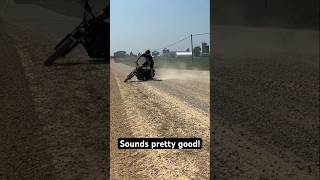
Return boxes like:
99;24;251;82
44;51;61;66
44;38;74;66
124;72;135;82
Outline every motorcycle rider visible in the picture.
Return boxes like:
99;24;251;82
83;0;109;21
83;2;109;61
136;49;155;78
44;1;109;66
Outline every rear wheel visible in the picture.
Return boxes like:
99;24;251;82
44;38;75;66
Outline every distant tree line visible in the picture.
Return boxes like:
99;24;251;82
161;42;210;57
115;41;210;58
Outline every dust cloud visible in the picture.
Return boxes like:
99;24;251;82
157;68;209;82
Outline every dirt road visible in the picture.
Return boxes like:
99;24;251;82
1;1;318;179
111;26;319;179
211;26;319;179
1;1;108;179
110;61;210;179
0;18;57;179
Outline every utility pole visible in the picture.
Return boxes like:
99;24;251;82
191;34;194;60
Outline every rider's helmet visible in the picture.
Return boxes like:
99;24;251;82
145;49;151;55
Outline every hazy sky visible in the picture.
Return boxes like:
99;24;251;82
110;0;210;54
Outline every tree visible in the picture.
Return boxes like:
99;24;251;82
193;46;201;57
114;51;127;57
162;48;170;54
201;42;209;55
152;50;160;57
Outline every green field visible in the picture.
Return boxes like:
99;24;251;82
114;56;210;71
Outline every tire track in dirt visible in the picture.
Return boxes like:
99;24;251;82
149;80;209;114
111;64;210;179
111;60;319;179
211;114;318;179
2;19;109;179
212;53;319;178
0;19;57;179
1;1;109;178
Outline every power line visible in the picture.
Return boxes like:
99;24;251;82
152;32;209;52
153;35;190;51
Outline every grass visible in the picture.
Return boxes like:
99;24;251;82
114;56;210;71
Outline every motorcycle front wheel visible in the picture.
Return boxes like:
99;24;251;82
44;38;75;66
124;72;135;82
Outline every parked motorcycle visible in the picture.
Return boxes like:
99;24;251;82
44;1;108;66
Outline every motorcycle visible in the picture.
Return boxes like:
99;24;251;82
44;1;109;66
124;60;155;82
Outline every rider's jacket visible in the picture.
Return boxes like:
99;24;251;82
139;53;154;69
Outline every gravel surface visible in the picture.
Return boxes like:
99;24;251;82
0;2;109;179
1;1;318;179
0;19;57;179
211;26;319;179
110;61;210;179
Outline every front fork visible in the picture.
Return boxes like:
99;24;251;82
124;71;135;82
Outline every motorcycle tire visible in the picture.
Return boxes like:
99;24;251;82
124;72;135;82
44;38;75;66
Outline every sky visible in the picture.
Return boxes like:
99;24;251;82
110;0;210;55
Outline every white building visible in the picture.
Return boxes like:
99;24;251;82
176;51;192;56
